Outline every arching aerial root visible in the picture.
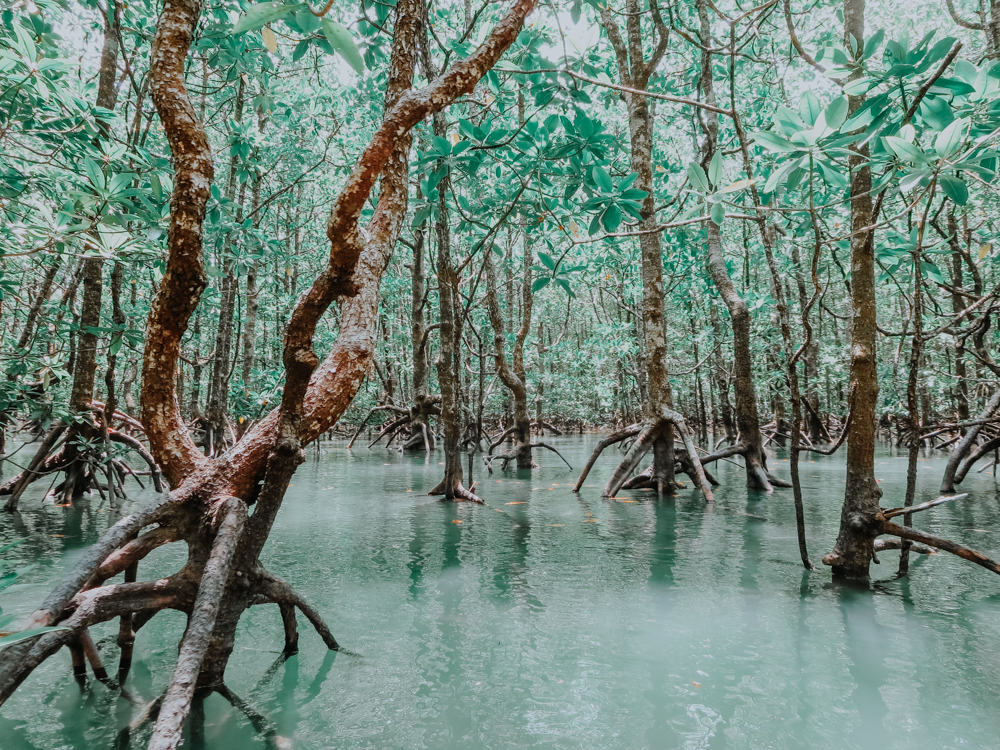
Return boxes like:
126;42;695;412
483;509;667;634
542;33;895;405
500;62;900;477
483;441;573;472
573;413;715;501
347;405;409;449
1;423;163;511
0;492;341;748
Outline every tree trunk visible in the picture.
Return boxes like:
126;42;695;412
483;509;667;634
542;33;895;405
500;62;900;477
0;1;535;736
697;0;770;490
595;0;676;494
62;5;121;499
402;217;438;451
827;0;882;578
206;78;247;453
431;168;472;497
484;239;533;469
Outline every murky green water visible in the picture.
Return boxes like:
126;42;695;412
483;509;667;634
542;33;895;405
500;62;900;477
2;436;1000;749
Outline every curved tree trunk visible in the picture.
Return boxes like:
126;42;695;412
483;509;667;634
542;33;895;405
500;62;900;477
0;1;535;741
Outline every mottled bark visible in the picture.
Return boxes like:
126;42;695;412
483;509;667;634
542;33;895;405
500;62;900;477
141;0;215;486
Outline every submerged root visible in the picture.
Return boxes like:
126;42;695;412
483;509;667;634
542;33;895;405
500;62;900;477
0;490;340;747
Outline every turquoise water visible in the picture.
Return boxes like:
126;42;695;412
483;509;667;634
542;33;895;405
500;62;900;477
1;437;999;749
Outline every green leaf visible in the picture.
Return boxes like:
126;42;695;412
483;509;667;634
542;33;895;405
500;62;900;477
294;6;322;34
686;162;709;191
292;39;311;62
932;77;976;96
798;92;822;126
935;117;968;159
233;3;301;35
710;201;725;226
708;150;722;187
763;158;802;194
921;260;945;284
919;95;954;131
537;251;556;271
843;76;879;96
938;174;969;205
824;96;850;130
602;204;622;231
83;158;105;192
862;29;885;59
555;277;576;298
322;18;364;74
531;276;551;293
431;136;452;155
955;59;977;84
752;131;796;152
884;136;927;163
592;166;613;193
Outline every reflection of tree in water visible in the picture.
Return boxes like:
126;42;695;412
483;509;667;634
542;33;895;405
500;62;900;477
642;499;679;748
837;584;891;748
489;515;544;613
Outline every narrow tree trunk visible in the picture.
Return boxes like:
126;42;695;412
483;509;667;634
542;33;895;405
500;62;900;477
828;0;882;578
697;0;769;489
62;7;121;498
433;169;471;497
900;214;927;575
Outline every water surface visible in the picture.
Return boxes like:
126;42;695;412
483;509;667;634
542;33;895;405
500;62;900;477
1;437;999;749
